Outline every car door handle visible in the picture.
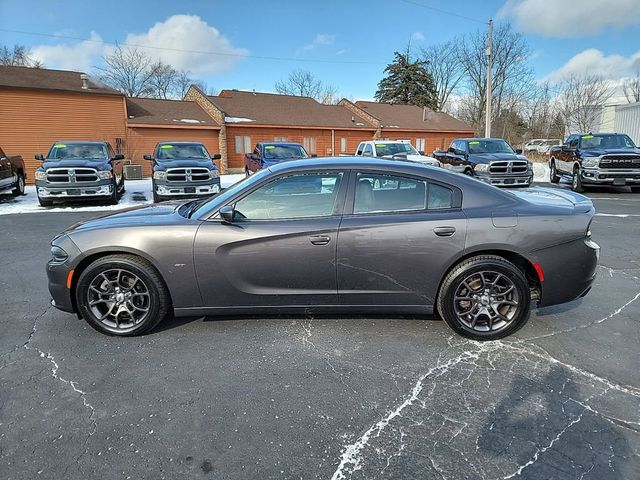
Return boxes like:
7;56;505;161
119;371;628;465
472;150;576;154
433;226;456;237
309;234;331;245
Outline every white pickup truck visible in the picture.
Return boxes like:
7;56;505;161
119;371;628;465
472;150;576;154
354;140;441;167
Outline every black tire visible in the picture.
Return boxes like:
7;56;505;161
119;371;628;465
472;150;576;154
245;167;251;177
12;173;26;196
549;160;560;183
38;196;53;207
437;255;531;340
571;166;584;193
463;168;474;176
108;178;119;205
631;186;640;193
153;190;164;203
75;254;171;336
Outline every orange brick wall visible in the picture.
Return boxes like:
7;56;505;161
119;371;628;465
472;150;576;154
0;88;126;183
126;126;221;176
225;126;376;170
380;130;474;156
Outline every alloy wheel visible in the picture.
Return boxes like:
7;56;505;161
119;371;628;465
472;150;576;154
453;270;519;332
86;268;151;332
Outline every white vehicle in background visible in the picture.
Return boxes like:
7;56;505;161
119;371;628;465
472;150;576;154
354;140;441;167
536;139;562;154
523;139;546;152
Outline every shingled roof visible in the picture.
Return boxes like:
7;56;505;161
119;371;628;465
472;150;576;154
126;97;219;127
210;90;376;129
0;65;122;95
355;101;473;132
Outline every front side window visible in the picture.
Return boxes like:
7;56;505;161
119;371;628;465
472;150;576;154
363;144;373;156
233;172;344;220
354;173;427;214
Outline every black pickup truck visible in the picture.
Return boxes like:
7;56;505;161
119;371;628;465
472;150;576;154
433;138;532;187
549;133;640;192
34;141;125;206
0;146;26;196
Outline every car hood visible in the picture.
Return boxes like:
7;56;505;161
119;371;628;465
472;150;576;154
510;187;593;212
470;153;528;164
41;159;111;170
581;148;640;156
154;159;216;170
64;202;186;233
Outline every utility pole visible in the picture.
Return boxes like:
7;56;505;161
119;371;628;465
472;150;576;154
485;19;493;138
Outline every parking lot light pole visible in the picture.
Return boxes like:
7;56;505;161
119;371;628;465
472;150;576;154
485;19;493;138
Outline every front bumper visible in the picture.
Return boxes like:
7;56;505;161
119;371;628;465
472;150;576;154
475;173;532;187
36;179;113;199
154;178;221;197
581;168;640;186
46;234;82;314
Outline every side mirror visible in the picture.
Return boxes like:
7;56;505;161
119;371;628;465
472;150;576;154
219;205;235;223
448;147;456;153
35;153;44;161
515;148;523;154
143;154;154;161
418;150;425;155
112;154;125;161
310;153;318;158
212;153;222;160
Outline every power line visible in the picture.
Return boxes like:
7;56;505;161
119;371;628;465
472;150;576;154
400;0;487;25
0;28;386;66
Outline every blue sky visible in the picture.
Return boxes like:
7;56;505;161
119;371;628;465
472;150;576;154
1;0;639;99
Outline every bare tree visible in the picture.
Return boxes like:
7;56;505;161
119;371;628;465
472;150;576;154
0;44;43;67
559;75;612;133
148;61;179;99
623;72;640;104
275;69;338;104
420;39;465;111
192;80;218;96
176;70;195;98
99;46;156;97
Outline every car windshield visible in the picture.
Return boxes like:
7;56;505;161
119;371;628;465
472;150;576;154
263;145;308;160
468;140;515;154
47;143;107;160
157;144;210;160
374;143;418;156
580;134;636;149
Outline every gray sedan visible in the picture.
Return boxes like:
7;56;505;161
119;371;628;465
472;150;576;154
47;157;599;340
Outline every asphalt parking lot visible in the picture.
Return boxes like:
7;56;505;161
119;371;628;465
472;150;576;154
1;183;639;479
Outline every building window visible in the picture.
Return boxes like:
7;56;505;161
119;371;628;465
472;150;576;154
235;136;252;154
303;137;317;154
274;136;288;142
415;138;426;152
340;137;347;153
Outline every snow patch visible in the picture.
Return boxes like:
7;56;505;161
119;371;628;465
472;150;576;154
225;117;256;123
175;118;203;124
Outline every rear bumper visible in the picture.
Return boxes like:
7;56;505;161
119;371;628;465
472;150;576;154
475;173;532;187
36;179;113;199
581;168;640;185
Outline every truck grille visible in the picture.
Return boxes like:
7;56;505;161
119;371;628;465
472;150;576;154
599;155;640;169
46;168;98;183
488;160;528;175
166;168;211;182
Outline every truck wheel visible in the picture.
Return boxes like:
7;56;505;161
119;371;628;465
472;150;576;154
153;191;164;203
464;169;474;176
38;196;53;207
245;167;251;177
75;254;170;336
549;161;560;183
571;167;584;193
12;173;25;196
437;255;531;340
108;178;119;205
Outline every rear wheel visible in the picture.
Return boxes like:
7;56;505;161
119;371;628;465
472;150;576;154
12;173;25;196
464;168;474;176
572;166;584;193
549;160;560;183
76;254;170;336
437;255;531;340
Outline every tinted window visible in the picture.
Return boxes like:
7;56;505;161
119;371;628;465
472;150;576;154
363;144;373;156
467;140;514;154
428;183;454;209
48;143;107;160
354;173;427;214
263;144;308;160
579;134;636;149
373;142;418;157
157;143;210;160
234;172;344;220
568;136;579;148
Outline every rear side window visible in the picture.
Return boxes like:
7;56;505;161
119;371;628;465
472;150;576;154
428;183;454;209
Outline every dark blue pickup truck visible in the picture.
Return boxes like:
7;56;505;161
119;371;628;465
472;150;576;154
244;142;311;176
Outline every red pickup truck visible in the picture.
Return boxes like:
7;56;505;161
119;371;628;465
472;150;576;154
0;146;26;196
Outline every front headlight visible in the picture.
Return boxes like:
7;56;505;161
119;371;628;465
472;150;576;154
582;157;600;168
209;169;219;178
35;170;46;181
153;171;166;180
50;245;68;263
474;164;490;172
97;170;113;179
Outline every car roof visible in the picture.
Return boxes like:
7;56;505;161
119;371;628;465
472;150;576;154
52;141;108;145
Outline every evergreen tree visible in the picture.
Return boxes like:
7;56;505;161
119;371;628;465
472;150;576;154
374;49;437;109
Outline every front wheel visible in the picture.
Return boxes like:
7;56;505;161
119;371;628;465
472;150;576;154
12;173;25;196
549;161;560;183
108;178;119;205
76;254;171;336
437;255;531;340
572;167;584;193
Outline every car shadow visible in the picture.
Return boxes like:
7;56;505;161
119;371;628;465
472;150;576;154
476;364;632;479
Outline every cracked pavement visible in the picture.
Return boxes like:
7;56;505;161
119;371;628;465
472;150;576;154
0;187;639;479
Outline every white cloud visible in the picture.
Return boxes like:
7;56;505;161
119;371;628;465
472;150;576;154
121;15;248;74
335;49;349;56
411;31;425;42
301;33;336;51
499;0;640;37
544;48;640;83
31;31;104;71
